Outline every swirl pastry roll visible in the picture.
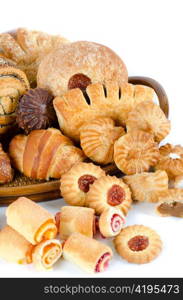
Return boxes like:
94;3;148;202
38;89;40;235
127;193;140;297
32;239;62;271
60;162;105;206
99;208;125;237
0;65;29;134
156;189;183;217
6;197;57;245
114;130;159;175
59;206;95;239
9;128;85;180
80;117;125;164
0;143;13;183
63;233;113;273
86;175;132;215
0;225;33;264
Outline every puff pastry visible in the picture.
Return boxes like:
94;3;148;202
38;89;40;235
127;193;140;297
0;28;69;85
156;144;183;179
59;206;95;239
174;175;183;188
80;117;125;164
123;170;168;202
0;225;33;264
53;81;154;141
0;65;30;134
156;189;183;217
9;128;85;180
114;130;160;175
32;239;62;271
114;225;162;264
98;208;125;237
60;162;105;206
38;41;128;96
63;233;113;273
0;143;13;184
6;197;57;245
126;101;170;143
86;175;132;215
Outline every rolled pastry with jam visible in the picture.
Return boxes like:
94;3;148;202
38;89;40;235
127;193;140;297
59;206;95;240
99;208;125;238
63;233;113;273
6;197;57;245
32;239;62;271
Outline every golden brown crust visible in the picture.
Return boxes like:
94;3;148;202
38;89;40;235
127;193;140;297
6;197;57;245
123;171;168;203
63;233;113;273
0;225;33;264
86;175;132;215
156;189;183;217
126;101;171;143
114;131;160;175
155;144;183;179
59;206;95;239
53;81;154;141
32;239;62;271
0;143;13;184
80;117;125;164
9;128;85;180
60;162;105;206
0;28;69;85
114;225;162;264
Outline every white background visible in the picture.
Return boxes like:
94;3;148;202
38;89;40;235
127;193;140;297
0;0;183;277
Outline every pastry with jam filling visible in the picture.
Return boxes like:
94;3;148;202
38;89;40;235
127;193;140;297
86;175;132;215
156;189;183;217
60;162;105;206
114;225;162;264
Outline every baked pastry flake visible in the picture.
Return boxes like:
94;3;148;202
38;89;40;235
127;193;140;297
114;225;162;264
60;162;105;206
156;144;183;179
53;81;154;141
63;232;113;273
86;175;132;215
114;130;160;175
9;128;85;180
80;117;125;164
98;207;125;237
156;189;183;217
126;101;170;143
0;143;13;184
123;170;168;202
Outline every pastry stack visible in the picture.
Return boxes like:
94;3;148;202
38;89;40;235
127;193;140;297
0;27;182;273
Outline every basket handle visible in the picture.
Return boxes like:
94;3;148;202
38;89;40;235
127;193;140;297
128;76;169;118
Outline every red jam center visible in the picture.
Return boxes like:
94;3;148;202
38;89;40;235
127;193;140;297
111;214;124;232
128;235;149;251
95;252;111;272
78;174;97;193
68;73;92;91
107;185;125;206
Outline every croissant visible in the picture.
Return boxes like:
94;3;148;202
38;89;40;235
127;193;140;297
9;128;85;180
0;143;13;184
0;65;30;134
53;81;154;141
0;28;69;86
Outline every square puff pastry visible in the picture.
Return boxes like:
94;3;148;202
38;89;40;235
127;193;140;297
156;189;183;217
53;81;154;141
123;170;169;203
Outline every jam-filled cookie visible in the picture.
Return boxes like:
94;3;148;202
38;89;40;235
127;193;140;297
114;130;159;175
156;144;183;179
123;170;168;202
126;101;170;143
86;175;132;215
156;189;183;217
114;225;162;264
80;117;125;164
60;162;105;206
98;207;126;238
